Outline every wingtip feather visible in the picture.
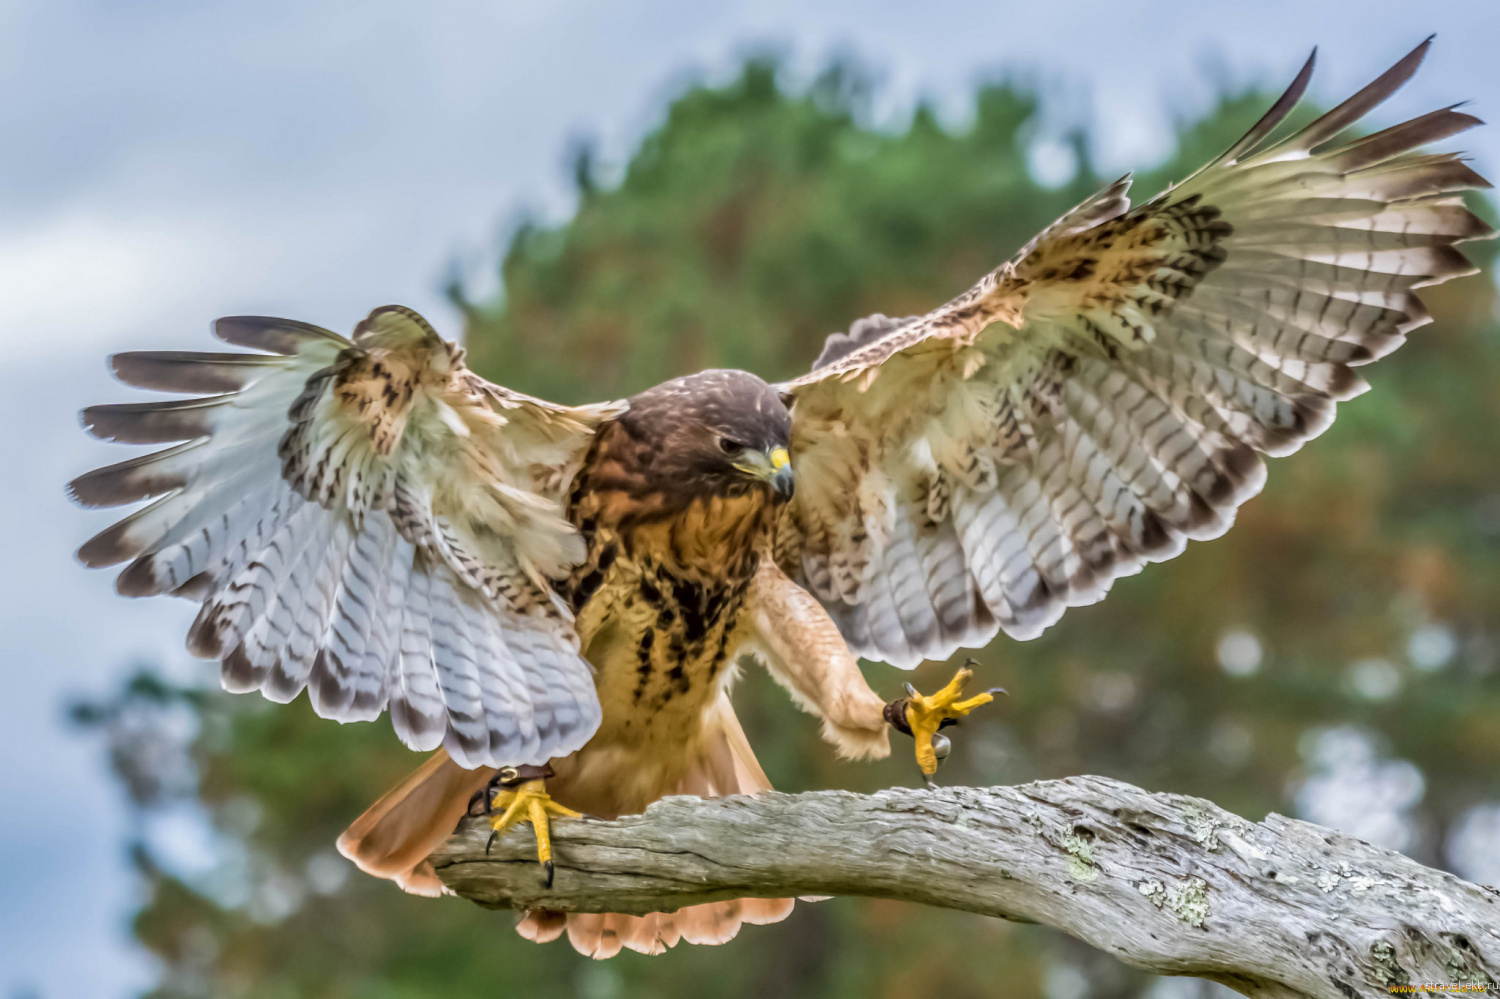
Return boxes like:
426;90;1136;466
1217;48;1317;166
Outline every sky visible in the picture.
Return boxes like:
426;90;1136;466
3;1;1498;995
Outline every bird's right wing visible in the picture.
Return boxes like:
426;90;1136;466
71;305;625;769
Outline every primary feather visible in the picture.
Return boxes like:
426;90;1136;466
781;38;1493;667
73;306;621;768
70;40;1493;960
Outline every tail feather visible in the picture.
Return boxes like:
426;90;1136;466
338;695;796;957
544;696;795;958
553;897;798;959
335;748;496;895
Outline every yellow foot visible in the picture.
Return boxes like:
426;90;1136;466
884;659;1005;787
485;767;581;888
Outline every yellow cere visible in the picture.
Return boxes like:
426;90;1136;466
770;447;790;470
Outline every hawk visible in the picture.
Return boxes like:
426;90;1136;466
72;41;1492;957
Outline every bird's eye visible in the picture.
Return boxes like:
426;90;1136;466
718;438;745;455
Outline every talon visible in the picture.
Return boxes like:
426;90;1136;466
884;665;1000;782
483;765;580;887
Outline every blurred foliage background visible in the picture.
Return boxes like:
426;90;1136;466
75;56;1500;999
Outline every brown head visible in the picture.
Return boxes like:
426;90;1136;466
575;369;794;527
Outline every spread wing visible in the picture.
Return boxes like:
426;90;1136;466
777;40;1494;668
71;305;625;768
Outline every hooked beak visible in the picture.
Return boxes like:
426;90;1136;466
767;446;795;501
736;446;796;501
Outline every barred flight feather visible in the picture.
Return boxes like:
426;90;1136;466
73;307;623;768
781;38;1493;667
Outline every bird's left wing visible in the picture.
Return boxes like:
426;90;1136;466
777;41;1493;668
72;305;625;768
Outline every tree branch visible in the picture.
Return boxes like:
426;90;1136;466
431;776;1499;999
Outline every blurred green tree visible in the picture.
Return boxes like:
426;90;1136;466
77;55;1500;999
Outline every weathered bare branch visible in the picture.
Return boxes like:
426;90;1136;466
431;775;1500;999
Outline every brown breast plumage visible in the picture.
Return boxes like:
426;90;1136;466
548;419;777;815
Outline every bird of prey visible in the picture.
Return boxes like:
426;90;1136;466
72;40;1492;958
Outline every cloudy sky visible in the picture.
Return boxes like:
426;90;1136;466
3;1;1496;994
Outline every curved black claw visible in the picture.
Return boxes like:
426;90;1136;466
890;660;1009;787
963;658;1011;698
486;830;498;855
542;860;555;889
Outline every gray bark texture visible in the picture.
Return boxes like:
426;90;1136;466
431;776;1500;998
